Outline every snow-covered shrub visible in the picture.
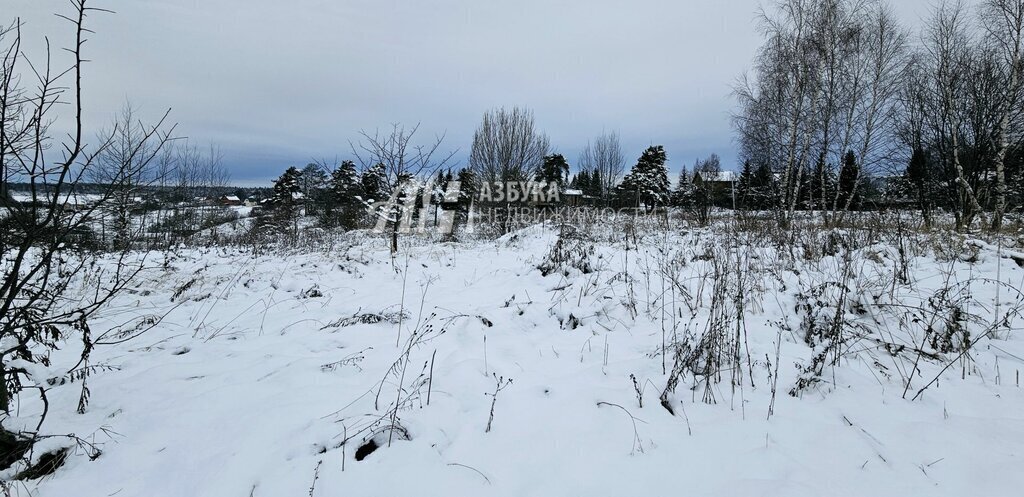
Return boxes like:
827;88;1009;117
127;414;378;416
537;225;598;277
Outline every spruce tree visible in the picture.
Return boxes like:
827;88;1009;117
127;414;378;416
576;170;590;192
672;165;691;208
456;168;478;209
751;162;775;210
588;169;603;199
738;161;754;209
838;150;860;210
616;145;670;211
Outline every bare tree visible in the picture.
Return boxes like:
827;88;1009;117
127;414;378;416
469;107;550;184
896;55;939;226
578;131;625;202
924;0;985;230
980;0;1024;230
352;123;456;254
0;21;22;203
1;0;174;451
692;154;723;225
736;0;829;227
831;3;910;220
353;123;455;191
736;0;910;226
91;103;174;249
161;139;230;242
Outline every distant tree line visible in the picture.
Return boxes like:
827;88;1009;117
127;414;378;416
735;0;1024;231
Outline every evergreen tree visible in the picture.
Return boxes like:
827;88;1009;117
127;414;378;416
837;150;860;210
906;147;935;226
691;155;723;224
440;168;479;239
672;165;692;207
575;170;590;192
300;163;329;217
268;166;303;235
615;145;670;211
806;158;834;211
536;154;570;188
456;167;478;208
737;161;754;209
327;160;362;229
568;172;580;190
271;166;303;207
751;162;775;210
434;170;448;201
588;169;603;199
360;163;388;204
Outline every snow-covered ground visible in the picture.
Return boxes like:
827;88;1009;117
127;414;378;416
5;221;1024;496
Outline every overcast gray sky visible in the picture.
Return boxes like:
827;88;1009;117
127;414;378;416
8;0;950;186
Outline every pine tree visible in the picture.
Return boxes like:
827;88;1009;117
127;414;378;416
536;154;570;188
360;163;388;204
327;160;362;229
268;166;303;235
299;163;328;217
271;166;303;207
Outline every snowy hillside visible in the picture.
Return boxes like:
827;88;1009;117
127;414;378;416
4;221;1024;497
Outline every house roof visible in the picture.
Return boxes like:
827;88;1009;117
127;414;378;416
695;171;737;182
563;189;583;196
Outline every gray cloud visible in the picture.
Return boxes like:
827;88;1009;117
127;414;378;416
7;0;961;185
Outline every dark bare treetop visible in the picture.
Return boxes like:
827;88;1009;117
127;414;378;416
578;131;625;200
469;107;550;184
352;123;457;193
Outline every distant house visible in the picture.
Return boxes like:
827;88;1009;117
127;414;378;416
219;195;242;206
692;170;738;208
692;170;737;189
562;189;584;207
